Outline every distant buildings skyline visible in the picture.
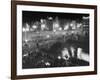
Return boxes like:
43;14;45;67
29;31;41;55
22;11;89;32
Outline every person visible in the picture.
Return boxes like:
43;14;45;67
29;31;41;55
61;48;70;60
60;47;73;66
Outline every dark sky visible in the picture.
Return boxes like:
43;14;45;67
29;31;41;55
22;11;89;24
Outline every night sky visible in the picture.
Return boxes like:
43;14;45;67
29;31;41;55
22;11;89;24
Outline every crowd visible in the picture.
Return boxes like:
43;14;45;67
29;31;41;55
22;33;89;69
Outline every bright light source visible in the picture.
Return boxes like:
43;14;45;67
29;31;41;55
45;62;50;66
25;39;28;43
22;28;26;32
48;17;53;20
46;35;50;38
40;19;44;23
64;25;69;30
41;24;46;30
32;25;37;29
59;27;62;31
23;53;28;57
53;29;56;32
82;16;89;19
77;23;82;28
57;56;61;59
70;23;73;27
26;28;29;31
54;23;59;28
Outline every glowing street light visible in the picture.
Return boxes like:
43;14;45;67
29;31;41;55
54;23;59;28
32;25;37;29
57;56;61;60
45;62;51;66
46;35;50;38
22;27;26;32
32;25;37;31
53;29;56;33
25;39;28;42
82;16;89;19
64;24;69;30
77;23;82;28
41;24;46;31
59;27;62;31
48;17;53;20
